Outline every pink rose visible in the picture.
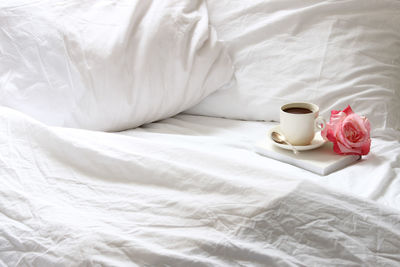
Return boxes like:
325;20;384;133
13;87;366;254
322;105;371;155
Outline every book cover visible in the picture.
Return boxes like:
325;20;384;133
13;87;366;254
254;139;361;175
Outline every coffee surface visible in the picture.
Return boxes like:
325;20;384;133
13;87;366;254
283;107;312;114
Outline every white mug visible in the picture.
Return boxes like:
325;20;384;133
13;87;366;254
280;102;326;146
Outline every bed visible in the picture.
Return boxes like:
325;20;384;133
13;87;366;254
1;0;400;266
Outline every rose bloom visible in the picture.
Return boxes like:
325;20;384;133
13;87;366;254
322;105;371;155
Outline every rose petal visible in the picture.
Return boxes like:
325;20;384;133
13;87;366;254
333;142;343;154
342;105;354;116
350;114;368;136
363;117;371;135
326;128;337;143
338;126;353;148
331;109;341;116
360;139;371;155
337;140;362;155
331;112;346;138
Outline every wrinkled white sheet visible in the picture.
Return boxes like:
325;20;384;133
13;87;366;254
1;107;399;266
123;114;400;210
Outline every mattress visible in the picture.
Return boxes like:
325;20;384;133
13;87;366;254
1;107;399;266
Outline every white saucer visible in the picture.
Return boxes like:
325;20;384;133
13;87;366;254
268;125;326;151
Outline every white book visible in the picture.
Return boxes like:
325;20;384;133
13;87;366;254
254;139;361;176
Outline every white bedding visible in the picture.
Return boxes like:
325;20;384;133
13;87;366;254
189;0;400;131
1;107;399;266
122;114;400;209
0;0;233;131
1;0;399;265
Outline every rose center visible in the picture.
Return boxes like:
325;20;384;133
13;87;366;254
344;124;362;143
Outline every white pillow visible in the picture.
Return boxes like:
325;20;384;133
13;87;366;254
0;0;233;131
188;0;400;132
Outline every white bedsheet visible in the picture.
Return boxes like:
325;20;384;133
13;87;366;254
122;114;400;210
1;107;400;266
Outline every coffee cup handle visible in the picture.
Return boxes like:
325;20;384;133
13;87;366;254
314;116;326;132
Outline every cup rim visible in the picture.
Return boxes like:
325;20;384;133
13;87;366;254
281;102;319;115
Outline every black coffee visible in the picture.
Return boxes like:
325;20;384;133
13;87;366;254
283;107;312;114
